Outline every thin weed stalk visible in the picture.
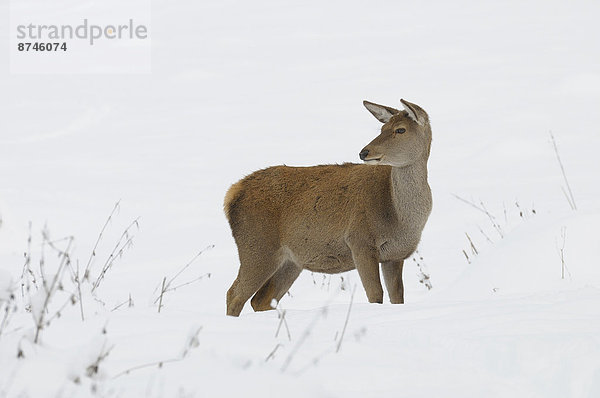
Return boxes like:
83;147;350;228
92;217;140;292
274;304;292;341
281;303;331;372
465;233;478;255
336;284;356;353
33;235;74;343
265;344;282;362
153;246;214;308
557;226;571;280
84;201;121;281
112;326;202;379
550;132;577;210
157;277;166;313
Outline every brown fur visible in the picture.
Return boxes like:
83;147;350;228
224;99;433;316
223;180;243;222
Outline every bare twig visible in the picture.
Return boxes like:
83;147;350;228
462;250;471;264
45;293;77;324
21;221;37;298
465;233;478;255
550;132;577;210
152;246;214;307
515;200;525;219
158;277;166;313
560;186;575;211
112;357;181;379
265;344;282;362
75;260;84;321
478;226;493;244
111;294;134;312
293;347;337;375
452;194;491;216
413;251;433;290
274;304;292;341
281;301;331;372
479;201;503;239
111;300;128;312
454;195;502;238
153;273;212;304
112;326;202;379
336;284;356;353
557;226;571;280
0;304;10;337
92;217;140;292
86;340;114;377
33;235;74;343
166;245;214;289
180;326;202;358
0;292;16;340
339;276;347;291
63;253;85;322
84;201;121;281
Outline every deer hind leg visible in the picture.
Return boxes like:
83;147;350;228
381;260;404;304
226;249;282;317
251;260;302;312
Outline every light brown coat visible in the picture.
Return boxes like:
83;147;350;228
224;99;432;316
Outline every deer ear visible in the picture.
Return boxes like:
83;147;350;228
363;100;400;123
400;99;428;126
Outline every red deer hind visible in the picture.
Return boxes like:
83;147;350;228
224;99;432;316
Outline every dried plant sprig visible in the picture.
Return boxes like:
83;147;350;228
92;217;140;292
84;201;121;281
550;132;577;210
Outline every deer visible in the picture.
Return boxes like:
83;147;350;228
224;99;432;316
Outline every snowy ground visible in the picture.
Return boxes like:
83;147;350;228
1;0;600;397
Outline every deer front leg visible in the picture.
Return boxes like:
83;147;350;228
349;247;383;304
382;260;404;304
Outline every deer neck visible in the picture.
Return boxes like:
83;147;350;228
390;158;430;216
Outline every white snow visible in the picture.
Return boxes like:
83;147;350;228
1;0;600;397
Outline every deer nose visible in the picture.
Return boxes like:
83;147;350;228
359;149;369;160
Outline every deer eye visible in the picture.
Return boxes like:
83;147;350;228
394;128;406;134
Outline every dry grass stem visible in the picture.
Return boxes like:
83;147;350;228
265;344;282;362
165;245;215;289
274;306;292;341
452;194;490;216
92;217;140;292
75;260;84;321
465;233;478;255
112;326;202;379
33;235;74;343
158;277;167;313
336;284;356;353
281;304;330;372
550;132;577;210
86;340;114;377
413;251;433;290
84;201;121;281
20;221;37;297
152;246;214;307
478;226;493;244
557;226;571;280
479;201;503;238
462;250;471;264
